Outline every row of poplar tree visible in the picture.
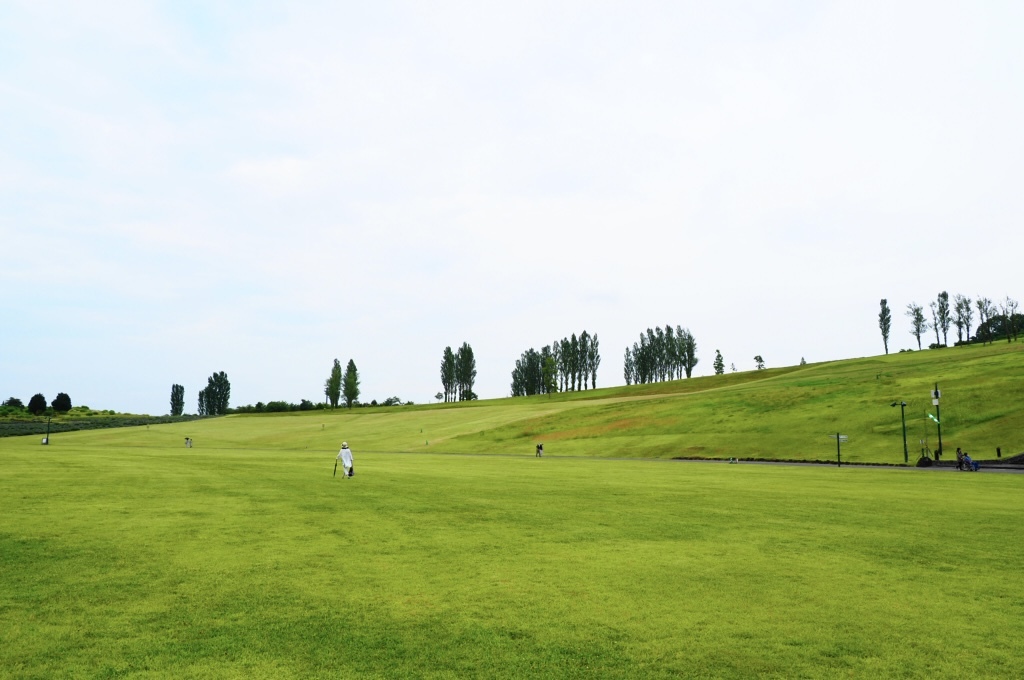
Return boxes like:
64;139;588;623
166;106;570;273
439;343;478;402
879;293;1021;352
324;359;361;408
623;326;698;385
169;372;231;416
510;331;601;397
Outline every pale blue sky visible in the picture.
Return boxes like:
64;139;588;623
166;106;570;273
2;1;1022;414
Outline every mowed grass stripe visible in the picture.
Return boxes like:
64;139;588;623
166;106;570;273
2;444;1022;678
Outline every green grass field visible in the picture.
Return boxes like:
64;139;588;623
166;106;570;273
3;342;1023;677
2;440;1023;678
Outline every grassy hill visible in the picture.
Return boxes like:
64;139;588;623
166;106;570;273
7;340;1023;463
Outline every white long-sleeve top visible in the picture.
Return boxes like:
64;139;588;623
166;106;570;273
337;448;353;469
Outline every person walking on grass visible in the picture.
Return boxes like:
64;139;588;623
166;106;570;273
337;442;354;478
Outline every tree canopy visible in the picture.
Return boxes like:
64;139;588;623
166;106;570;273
27;393;47;415
51;392;72;413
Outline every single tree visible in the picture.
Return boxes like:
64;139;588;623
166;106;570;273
976;297;994;344
570;334;580;390
754;355;765;370
552;341;564;392
936;292;951;346
440;346;457;403
326;359;342;408
434;392;443;402
3;397;25;409
679;328;698;378
28;393;47;415
730;363;737;372
713;350;724;375
578;331;590;390
1001;297;1019;343
928;301;941;347
906;302;929;350
170;384;185;416
878;299;892;354
800;357;807;365
543;355;558;394
623;347;635;385
51;393;72;413
588;333;601;389
342;359;360;408
455;343;477;401
1007;297;1020;341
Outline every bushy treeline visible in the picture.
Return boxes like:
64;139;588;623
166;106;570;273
2;393;74;416
0;414;202;438
510;331;602;397
232;400;318;413
510;347;556;397
623;326;698;385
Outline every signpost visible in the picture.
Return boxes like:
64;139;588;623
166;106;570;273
932;384;943;459
829;433;848;467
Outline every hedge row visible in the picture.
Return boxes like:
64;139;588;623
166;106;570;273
0;415;204;439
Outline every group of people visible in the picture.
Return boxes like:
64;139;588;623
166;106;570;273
955;447;980;472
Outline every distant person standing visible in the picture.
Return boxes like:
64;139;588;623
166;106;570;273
337;442;354;478
536;443;544;457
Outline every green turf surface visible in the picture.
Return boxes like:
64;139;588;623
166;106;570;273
2;442;1022;678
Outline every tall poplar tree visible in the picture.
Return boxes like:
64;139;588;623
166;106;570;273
170;384;185;416
326;359;342;408
878;299;892;354
906;302;928;350
679;327;698;378
455;343;477;401
342;359;360;408
440;346;456;403
936;292;951;346
976;297;994;344
588;333;601;388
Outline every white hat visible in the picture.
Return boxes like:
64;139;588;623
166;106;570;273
342;442;348;447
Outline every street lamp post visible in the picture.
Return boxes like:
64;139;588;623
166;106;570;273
891;401;908;463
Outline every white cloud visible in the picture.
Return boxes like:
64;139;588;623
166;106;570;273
2;0;1023;412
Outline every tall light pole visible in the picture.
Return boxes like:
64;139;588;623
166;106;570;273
891;401;908;463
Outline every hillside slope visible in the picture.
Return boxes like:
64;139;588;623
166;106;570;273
5;342;1022;463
